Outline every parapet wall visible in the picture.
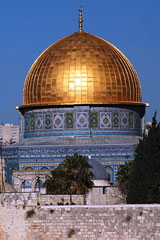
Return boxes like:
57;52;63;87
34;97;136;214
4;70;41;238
0;198;159;240
0;186;124;206
0;192;85;206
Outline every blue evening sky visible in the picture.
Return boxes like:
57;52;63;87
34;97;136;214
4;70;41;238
0;0;160;124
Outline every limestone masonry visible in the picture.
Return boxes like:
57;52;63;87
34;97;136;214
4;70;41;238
0;194;159;240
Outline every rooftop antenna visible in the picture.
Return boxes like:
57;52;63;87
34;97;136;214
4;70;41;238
78;6;83;32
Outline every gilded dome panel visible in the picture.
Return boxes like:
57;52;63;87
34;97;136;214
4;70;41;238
23;32;142;107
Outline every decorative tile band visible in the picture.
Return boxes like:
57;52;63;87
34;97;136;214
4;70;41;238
21;106;142;138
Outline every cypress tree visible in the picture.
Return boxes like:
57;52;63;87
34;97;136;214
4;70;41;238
118;161;133;200
127;112;160;203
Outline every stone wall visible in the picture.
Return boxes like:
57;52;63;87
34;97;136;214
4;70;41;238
0;185;124;206
0;193;85;206
0;203;159;240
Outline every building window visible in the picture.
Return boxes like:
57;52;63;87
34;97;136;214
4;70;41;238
103;187;106;194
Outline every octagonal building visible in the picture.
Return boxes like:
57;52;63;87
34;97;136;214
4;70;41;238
3;12;147;188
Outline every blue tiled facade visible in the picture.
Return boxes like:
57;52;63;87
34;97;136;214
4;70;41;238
20;105;144;138
3;105;145;185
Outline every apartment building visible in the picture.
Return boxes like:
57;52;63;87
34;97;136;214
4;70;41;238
0;124;19;144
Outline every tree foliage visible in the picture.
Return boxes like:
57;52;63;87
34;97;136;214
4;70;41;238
127;112;160;203
117;161;133;200
44;153;94;195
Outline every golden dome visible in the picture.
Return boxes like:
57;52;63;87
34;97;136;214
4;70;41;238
22;32;142;107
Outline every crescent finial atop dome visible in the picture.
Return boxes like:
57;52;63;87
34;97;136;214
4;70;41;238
78;6;83;32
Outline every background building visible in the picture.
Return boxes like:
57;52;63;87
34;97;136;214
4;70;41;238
3;10;147;190
0;124;19;144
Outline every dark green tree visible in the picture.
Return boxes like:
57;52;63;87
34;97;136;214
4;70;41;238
44;153;94;195
127;112;160;203
117;161;133;200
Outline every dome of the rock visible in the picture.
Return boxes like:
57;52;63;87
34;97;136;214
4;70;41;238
22;32;142;107
4;7;148;190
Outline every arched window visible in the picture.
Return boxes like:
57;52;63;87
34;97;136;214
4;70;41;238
11;168;17;173
25;167;33;171
105;167;113;183
35;179;44;189
22;181;32;192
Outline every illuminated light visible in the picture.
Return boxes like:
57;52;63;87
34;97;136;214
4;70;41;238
69;82;75;90
75;78;81;86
